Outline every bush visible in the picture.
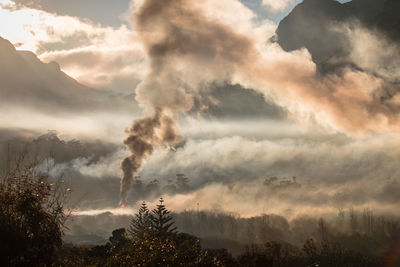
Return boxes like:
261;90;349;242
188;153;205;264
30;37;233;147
106;199;230;266
0;161;70;266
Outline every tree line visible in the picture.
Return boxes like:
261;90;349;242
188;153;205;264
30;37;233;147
56;199;397;266
1;161;400;266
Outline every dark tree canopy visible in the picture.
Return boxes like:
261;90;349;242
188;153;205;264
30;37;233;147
0;162;69;266
151;197;177;237
108;199;225;266
128;201;152;239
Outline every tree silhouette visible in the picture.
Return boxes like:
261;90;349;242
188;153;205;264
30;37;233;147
106;198;226;266
0;159;70;266
128;201;152;239
151;197;177;237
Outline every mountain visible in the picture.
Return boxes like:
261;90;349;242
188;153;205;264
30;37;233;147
276;0;400;66
376;0;400;38
0;37;136;114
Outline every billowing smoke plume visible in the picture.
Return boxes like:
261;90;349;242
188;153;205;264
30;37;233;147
120;0;256;205
132;0;256;111
120;110;179;206
121;0;400;204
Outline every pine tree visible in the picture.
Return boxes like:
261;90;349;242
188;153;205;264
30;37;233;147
128;201;152;239
151;197;177;237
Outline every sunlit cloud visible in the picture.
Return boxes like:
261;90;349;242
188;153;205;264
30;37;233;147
0;0;146;91
72;207;135;216
262;0;297;13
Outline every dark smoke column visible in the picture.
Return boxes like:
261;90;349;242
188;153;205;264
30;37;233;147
120;110;179;207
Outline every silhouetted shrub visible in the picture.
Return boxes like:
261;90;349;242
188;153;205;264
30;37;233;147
0;160;70;266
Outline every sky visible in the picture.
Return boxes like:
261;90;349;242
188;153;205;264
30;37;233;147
1;0;400;226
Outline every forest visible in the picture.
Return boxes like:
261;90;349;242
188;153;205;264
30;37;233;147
1;158;399;266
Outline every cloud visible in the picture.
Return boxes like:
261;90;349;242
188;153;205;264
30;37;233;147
342;24;400;82
153;181;399;218
134;134;397;218
23;128;399;216
262;0;297;13
0;0;146;92
39;42;145;90
9;0;130;27
140;135;400;186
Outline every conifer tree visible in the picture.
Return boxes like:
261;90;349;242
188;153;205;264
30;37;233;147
128;201;152;239
151;197;177;237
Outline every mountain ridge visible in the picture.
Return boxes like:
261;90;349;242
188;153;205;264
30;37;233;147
276;0;400;65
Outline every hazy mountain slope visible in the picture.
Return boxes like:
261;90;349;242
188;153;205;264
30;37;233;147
276;0;398;65
376;0;400;40
0;37;138;114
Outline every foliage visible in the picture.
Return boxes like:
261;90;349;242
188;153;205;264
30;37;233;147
0;160;70;266
128;201;152;239
107;232;221;266
151;197;177;237
56;201;399;266
106;199;224;266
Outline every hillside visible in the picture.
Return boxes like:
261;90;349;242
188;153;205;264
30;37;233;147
276;0;400;65
0;37;135;114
